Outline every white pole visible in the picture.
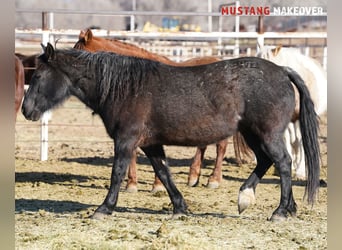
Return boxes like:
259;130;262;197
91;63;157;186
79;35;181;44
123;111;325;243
234;1;240;57
40;112;50;161
305;47;310;57
257;33;264;53
48;12;54;29
208;0;212;32
40;30;50;161
218;15;222;56
130;0;136;31
323;46;327;71
48;12;54;44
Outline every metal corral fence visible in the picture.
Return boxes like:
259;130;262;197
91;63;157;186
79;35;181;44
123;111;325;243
15;10;327;161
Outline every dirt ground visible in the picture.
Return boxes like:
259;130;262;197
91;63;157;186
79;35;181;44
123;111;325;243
15;96;327;250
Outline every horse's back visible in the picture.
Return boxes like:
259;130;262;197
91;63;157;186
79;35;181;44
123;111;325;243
144;57;295;145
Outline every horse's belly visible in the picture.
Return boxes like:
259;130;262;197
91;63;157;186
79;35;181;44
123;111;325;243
156;113;239;146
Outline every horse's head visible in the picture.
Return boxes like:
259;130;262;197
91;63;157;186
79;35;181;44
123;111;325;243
22;43;71;121
74;29;108;52
74;29;92;50
255;45;285;64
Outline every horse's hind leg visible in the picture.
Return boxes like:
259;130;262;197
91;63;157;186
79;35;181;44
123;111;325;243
238;130;274;214
151;175;166;193
293;121;306;180
126;150;138;193
207;139;228;188
238;130;297;220
141;145;187;216
263;134;297;221
126;150;166;193
188;146;206;187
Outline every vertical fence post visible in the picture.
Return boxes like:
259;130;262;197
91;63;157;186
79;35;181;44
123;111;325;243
257;34;264;53
130;0;136;31
234;1;240;57
323;46;327;71
40;12;53;161
304;46;310;57
208;0;212;32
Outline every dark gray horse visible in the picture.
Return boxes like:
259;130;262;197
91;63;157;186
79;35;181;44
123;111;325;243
22;43;320;221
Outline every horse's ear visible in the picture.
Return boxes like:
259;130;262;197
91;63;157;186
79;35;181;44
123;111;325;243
40;43;46;52
84;29;93;43
44;42;55;61
79;29;85;39
272;45;282;56
256;41;263;52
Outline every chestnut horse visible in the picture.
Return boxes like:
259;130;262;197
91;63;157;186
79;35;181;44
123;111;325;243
15;53;38;86
74;29;252;192
15;55;25;121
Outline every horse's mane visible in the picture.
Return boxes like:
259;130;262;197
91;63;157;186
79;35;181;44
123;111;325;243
74;32;174;65
55;49;160;108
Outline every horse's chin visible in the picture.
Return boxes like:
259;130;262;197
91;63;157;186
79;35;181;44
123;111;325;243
23;109;42;121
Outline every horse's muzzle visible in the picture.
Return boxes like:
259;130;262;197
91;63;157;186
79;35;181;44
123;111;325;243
21;105;41;121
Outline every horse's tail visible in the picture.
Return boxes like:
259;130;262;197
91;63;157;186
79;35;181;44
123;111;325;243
284;66;320;205
233;132;254;166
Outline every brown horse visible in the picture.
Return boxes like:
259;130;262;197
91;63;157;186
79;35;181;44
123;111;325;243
15;53;38;86
74;29;252;192
15;55;25;121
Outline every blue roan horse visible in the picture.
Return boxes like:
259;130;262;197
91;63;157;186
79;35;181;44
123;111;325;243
22;43;320;221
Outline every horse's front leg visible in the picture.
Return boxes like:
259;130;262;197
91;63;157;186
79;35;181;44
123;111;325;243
269;144;297;221
207;139;228;188
141;145;188;216
92;143;133;219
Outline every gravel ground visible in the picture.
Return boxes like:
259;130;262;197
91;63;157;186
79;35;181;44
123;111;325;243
15;97;327;250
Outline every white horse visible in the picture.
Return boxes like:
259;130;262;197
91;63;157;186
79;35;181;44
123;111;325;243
256;46;327;179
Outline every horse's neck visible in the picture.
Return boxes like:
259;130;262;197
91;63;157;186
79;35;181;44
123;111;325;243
99;39;175;65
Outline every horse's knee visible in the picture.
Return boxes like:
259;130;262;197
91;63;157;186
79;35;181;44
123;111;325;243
274;152;292;177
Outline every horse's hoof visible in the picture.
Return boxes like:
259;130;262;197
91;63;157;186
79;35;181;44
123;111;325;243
207;181;219;189
151;185;166;193
171;213;187;220
320;179;327;187
90;212;110;220
125;185;138;193
238;188;255;214
187;178;199;187
268;213;287;222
